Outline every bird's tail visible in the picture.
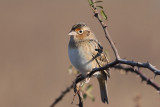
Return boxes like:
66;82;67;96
97;78;109;104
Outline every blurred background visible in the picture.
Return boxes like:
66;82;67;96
0;0;160;107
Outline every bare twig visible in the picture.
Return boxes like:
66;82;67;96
92;0;120;60
50;84;73;107
77;91;83;107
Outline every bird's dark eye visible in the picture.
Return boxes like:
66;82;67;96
78;30;83;34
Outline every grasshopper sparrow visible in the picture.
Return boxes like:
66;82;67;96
68;23;109;103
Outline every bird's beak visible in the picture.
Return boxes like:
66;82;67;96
68;31;77;36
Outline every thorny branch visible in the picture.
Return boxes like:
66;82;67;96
75;60;160;91
113;65;160;91
51;0;160;107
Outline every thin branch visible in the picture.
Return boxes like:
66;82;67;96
77;92;83;107
75;59;160;91
118;59;160;75
91;0;120;60
74;60;118;84
50;83;73;107
113;65;160;91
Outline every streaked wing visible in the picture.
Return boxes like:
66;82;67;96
89;39;110;79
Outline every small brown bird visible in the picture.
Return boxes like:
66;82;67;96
68;23;109;103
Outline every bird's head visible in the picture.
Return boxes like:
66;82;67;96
68;23;95;41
